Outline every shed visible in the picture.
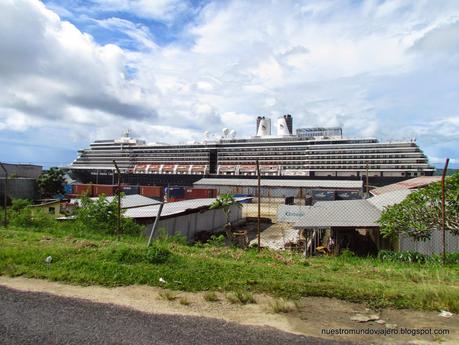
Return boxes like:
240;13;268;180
125;198;249;241
292;190;412;254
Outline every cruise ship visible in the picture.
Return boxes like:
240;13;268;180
68;115;435;186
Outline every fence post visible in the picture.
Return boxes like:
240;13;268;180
147;202;164;247
441;158;449;265
113;160;121;238
256;159;261;252
0;162;7;228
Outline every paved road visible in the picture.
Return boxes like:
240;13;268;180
0;286;356;345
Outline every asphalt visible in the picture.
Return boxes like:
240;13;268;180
0;286;357;345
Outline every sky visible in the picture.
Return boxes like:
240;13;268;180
0;0;458;168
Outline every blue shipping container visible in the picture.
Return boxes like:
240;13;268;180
122;185;139;195
64;184;73;194
168;187;185;197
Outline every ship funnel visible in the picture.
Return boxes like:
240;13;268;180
256;116;271;136
277;115;293;136
276;114;293;136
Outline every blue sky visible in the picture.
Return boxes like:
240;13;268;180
0;0;458;168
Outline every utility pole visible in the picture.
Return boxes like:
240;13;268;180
113;160;121;238
0;162;7;228
256;159;261;252
441;158;449;265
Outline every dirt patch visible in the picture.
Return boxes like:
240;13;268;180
0;276;456;344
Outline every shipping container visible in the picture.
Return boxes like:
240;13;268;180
122;185;140;195
140;186;163;198
93;184;117;196
184;188;217;199
335;191;362;200
64;184;73;194
73;184;93;196
168;196;185;202
168;187;185;198
311;190;335;202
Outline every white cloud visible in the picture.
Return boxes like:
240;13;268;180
1;0;459;164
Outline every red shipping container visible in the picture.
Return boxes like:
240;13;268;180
168;196;185;202
73;184;93;196
140;186;163;198
93;184;117;196
184;188;217;199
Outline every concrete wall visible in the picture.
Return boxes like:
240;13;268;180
0;164;42;179
0;178;39;201
399;231;459;255
145;204;243;242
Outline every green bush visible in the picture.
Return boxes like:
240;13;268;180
74;195;143;236
9;207;57;229
146;244;171;264
206;234;226;247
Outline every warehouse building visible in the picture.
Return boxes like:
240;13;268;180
193;178;363;203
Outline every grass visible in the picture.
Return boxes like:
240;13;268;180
226;291;256;304
203;291;219;302
179;296;191;305
0;226;458;312
158;290;177;301
268;298;297;313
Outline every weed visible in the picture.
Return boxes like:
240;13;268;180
158;290;177;301
179;297;190;306
203;291;219;302
146;245;171;264
226;291;256;305
269;298;297;313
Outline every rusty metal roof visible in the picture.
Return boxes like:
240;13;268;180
370;176;441;196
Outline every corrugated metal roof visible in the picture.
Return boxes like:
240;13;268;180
194;178;362;189
367;189;413;211
293;190;411;228
293;199;381;228
124;197;252;219
72;194;158;209
370;176;441;196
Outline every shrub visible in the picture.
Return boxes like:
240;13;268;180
10;207;57;229
339;249;356;259
74;195;143;236
146;244;171;264
206;234;226;247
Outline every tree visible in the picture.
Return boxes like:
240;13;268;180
209;194;242;228
75;194;141;235
38;167;65;197
379;172;459;240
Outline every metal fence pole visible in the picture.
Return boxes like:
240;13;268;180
441;158;449;265
256;160;261;251
147;202;164;247
0;162;7;227
113;160;121;237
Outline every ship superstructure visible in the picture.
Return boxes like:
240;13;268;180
69;115;434;185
